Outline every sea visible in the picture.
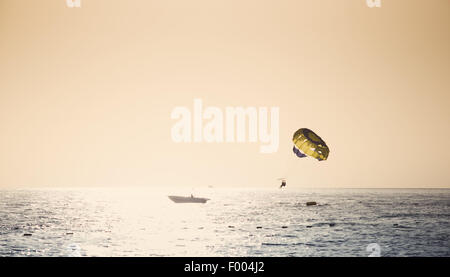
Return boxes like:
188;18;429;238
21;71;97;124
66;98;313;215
0;188;449;257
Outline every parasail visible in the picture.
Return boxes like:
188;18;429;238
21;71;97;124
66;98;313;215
292;128;329;161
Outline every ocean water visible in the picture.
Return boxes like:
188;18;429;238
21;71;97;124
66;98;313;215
0;188;449;257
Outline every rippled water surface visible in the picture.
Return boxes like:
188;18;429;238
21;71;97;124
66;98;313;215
0;188;449;256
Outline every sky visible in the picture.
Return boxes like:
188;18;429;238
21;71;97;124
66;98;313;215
0;0;449;188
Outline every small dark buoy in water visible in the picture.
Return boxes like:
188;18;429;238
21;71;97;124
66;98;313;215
23;233;32;237
281;226;288;229
306;201;317;206
329;223;336;227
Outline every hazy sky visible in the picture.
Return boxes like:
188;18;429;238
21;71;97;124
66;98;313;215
0;0;449;188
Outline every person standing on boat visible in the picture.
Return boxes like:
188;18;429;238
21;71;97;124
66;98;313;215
280;179;286;189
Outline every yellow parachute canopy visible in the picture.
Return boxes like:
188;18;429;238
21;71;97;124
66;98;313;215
292;128;329;161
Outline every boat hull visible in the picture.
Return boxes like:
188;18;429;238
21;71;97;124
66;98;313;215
168;196;209;204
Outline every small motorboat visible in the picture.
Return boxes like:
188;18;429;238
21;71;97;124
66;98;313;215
168;195;210;204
